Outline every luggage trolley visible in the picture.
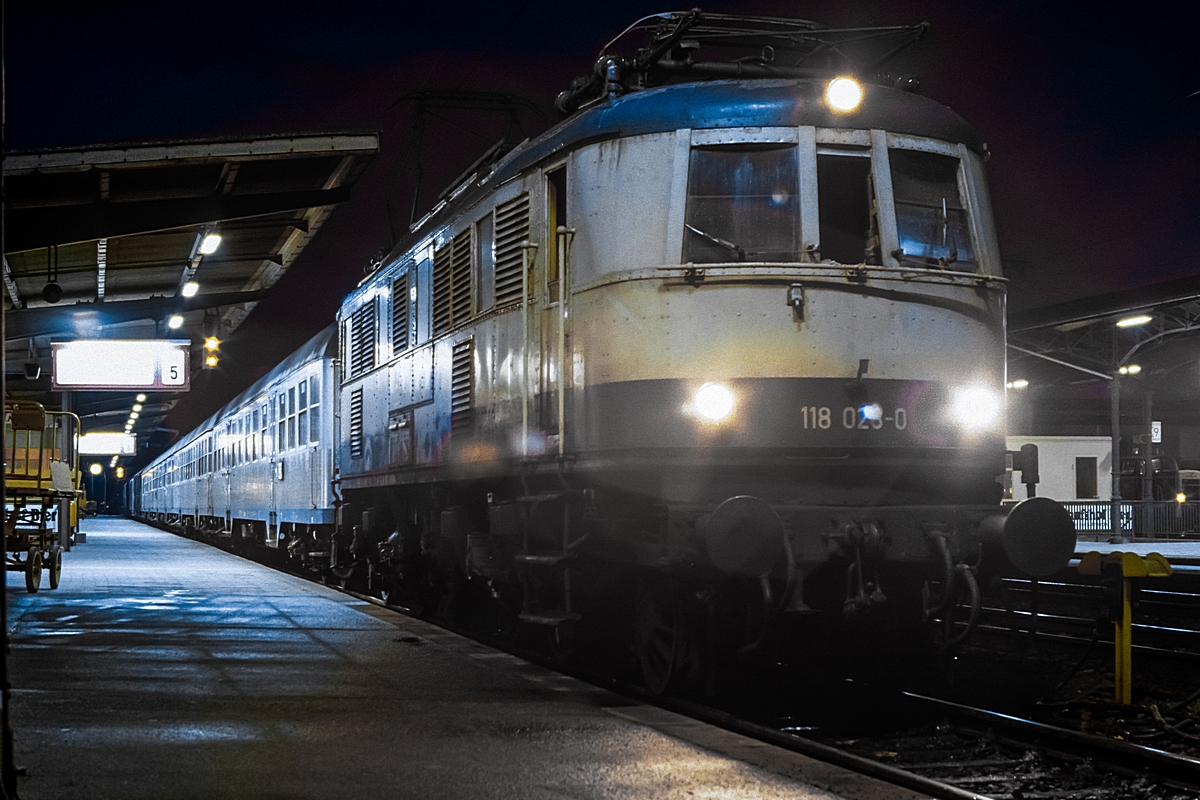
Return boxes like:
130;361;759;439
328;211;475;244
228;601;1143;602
5;403;81;592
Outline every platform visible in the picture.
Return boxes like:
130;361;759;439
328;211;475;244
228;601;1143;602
5;517;925;800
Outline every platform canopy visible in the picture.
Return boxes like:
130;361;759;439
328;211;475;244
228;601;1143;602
2;130;378;439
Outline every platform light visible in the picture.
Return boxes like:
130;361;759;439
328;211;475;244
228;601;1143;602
1116;314;1152;328
181;281;200;298
1006;379;1029;389
136;393;147;403
686;382;736;423
89;463;102;476
825;77;864;112
860;402;883;421
130;411;139;419
1119;364;1142;375
167;314;185;330
110;456;118;467
199;232;222;255
132;404;143;412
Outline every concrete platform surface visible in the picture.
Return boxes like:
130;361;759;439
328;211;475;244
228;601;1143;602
5;518;927;800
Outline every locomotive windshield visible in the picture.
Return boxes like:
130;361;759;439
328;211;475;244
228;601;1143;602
683;144;800;263
889;149;976;270
681;136;981;272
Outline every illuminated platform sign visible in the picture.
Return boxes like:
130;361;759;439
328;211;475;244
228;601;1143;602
52;339;190;391
79;432;137;456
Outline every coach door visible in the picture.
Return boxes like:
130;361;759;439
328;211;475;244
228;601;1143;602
205;434;214;519
268;392;280;546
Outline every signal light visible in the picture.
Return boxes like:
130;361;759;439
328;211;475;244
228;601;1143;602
205;354;219;369
116;467;125;479
204;336;221;352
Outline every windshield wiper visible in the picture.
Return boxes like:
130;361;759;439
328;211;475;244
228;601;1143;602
686;224;745;260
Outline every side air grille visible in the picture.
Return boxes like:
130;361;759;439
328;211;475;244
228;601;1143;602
348;300;376;377
391;272;410;353
450;339;473;432
433;229;473;336
493;194;530;306
349;388;364;459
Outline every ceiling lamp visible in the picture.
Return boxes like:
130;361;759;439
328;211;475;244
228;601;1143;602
199;233;222;255
1116;314;1152;328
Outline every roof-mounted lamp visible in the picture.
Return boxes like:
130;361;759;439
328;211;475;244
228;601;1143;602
825;77;864;112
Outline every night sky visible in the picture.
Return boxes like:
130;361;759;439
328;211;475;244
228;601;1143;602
5;1;1198;433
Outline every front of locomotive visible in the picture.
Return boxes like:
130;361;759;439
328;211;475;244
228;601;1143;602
561;16;1075;636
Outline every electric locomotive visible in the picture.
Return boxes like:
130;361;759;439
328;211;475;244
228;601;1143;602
134;12;1076;691
333;12;1075;689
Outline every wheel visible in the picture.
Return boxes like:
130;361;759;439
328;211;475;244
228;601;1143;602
633;576;679;695
25;547;43;594
48;546;63;590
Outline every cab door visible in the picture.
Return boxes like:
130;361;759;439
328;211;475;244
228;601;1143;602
538;164;574;455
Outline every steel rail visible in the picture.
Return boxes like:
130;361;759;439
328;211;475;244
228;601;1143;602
902;692;1200;791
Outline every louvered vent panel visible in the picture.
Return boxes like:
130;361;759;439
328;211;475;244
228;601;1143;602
433;229;473;336
349;388;365;459
494;194;529;306
391;272;410;353
348;300;376;377
432;241;452;335
450;339;473;432
450;230;472;326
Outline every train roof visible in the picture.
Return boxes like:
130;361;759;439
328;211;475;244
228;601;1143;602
141;325;336;469
384;76;983;274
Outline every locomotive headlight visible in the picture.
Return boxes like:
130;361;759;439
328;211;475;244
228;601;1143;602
687;382;736;423
825;77;864;112
950;384;1002;431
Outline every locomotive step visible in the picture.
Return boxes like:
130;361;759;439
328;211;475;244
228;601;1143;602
517;611;582;626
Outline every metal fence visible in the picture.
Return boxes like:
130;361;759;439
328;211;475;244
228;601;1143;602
1057;500;1200;538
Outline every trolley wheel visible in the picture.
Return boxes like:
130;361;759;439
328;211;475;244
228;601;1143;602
48;546;63;590
25;547;43;594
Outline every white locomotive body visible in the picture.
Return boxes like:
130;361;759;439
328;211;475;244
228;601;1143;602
135;13;1075;688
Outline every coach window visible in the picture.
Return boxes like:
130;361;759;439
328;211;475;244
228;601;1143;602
683;145;800;264
298;380;308;446
545;166;566;298
287;387;297;449
261;404;269;456
277;394;286;451
889;149;976;271
309;376;320;443
816;147;879;266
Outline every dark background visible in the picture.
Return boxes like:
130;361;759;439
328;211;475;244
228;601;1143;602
5;1;1198;433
